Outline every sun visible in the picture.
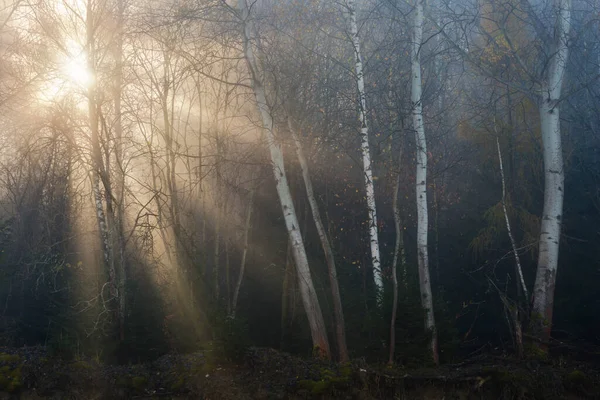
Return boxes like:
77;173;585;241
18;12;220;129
60;39;92;87
39;38;93;102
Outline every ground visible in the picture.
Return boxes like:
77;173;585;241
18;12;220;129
0;346;597;399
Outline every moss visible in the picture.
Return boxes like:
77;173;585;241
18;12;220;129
0;353;22;393
493;367;529;382
564;370;591;392
312;346;328;360
131;376;148;390
320;367;335;379
0;353;20;364
298;379;331;395
0;365;22;392
296;365;352;396
71;360;93;370
115;376;131;387
114;374;150;395
169;375;186;391
339;363;353;379
524;343;549;362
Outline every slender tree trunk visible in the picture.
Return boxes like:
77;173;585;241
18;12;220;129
280;239;293;350
213;187;221;302
531;0;570;344
225;238;231;314
389;164;405;365
113;0;126;343
198;80;209;280
433;178;440;283
346;0;383;298
496;136;529;301
196;76;206;279
213;105;223;303
237;0;331;359
495;134;526;358
159;52;180;270
231;184;255;318
148;80;176;272
288;118;348;362
412;0;438;365
87;0;117;310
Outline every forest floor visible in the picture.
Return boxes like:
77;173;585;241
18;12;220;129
0;345;598;399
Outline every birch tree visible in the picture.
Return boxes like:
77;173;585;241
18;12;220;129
288;117;348;362
236;0;331;358
85;0;122;338
531;0;571;343
493;117;527;357
412;0;438;365
437;0;573;347
344;0;383;298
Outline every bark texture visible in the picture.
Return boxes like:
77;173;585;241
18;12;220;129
412;0;438;365
87;0;118;322
346;0;383;296
531;0;571;342
289;118;348;362
237;0;331;358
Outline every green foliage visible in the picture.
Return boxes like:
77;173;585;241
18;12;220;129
131;375;148;390
0;353;22;393
296;365;352;396
563;370;592;393
524;342;549;362
114;374;150;395
469;202;505;258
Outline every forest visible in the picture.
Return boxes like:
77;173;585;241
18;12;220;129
0;0;599;397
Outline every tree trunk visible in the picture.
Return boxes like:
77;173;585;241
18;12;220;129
237;0;331;359
496;135;529;301
495;134;526;358
412;0;439;365
113;0;126;343
432;178;440;284
288;118;348;362
530;0;570;344
389;164;405;365
346;0;383;298
231;184;255;318
213;109;222;303
280;239;293;350
87;0;117;313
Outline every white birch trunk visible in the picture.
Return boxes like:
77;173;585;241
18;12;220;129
92;174;111;273
346;0;383;296
412;0;439;365
531;0;571;341
288;118;348;362
237;0;331;358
